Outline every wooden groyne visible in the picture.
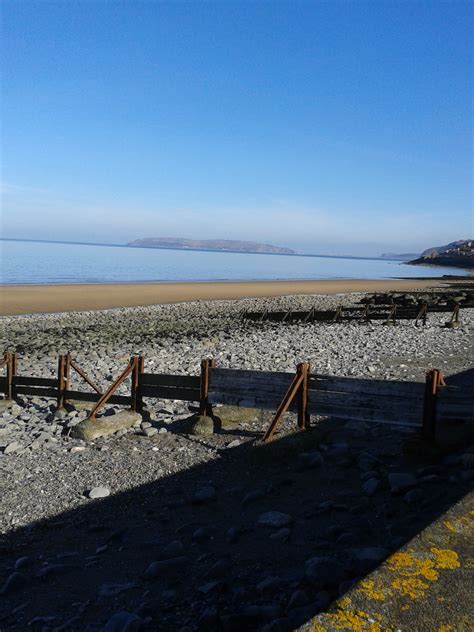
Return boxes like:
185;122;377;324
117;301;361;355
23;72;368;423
0;352;471;442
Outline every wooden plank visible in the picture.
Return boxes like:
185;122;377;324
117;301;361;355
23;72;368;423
209;391;297;411
210;368;294;391
64;389;131;405
437;402;474;420
140;384;201;401
307;401;421;425
15;386;58;398
308;375;424;398
139;373;200;388
13;376;57;387
0;377;6;389
311;390;423;414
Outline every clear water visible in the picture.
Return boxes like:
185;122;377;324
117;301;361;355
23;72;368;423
0;240;465;284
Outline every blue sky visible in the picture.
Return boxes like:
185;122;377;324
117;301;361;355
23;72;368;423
1;0;472;256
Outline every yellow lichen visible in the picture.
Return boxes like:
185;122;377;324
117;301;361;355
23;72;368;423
310;609;383;631
357;579;386;601
430;548;460;570
391;576;429;599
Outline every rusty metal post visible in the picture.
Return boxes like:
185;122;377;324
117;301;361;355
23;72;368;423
297;362;310;430
131;356;144;413
199;358;215;416
422;369;439;440
57;354;66;409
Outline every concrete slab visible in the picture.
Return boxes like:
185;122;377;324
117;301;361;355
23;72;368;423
301;492;474;631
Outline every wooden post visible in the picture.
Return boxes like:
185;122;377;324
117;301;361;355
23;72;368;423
131;356;144;413
57;354;66;409
5;352;13;400
422;369;439;440
199;358;215;416
297;362;310;430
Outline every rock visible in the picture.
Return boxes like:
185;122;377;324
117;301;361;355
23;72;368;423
305;557;348;588
1;572;28;595
198;580;223;595
403;488;424;504
191;415;215;436
87;486;110;499
98;582;136;597
362;477;380;496
193;485;217;503
69;446;86;453
388;472;417;493
242;489;265;505
214;405;264;428
144;556;188;579
269;528;291;542
143;427;158;437
157;541;185;559
227;439;241;448
71;411;142;441
14;556;31;570
103;611;143;632
206;559;229;579
287;589;309;609
192;526;216;542
298;450;323;469
257;576;281;593
4;441;23;454
258;512;292;528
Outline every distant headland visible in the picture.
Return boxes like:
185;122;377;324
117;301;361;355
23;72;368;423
127;237;295;255
408;239;474;269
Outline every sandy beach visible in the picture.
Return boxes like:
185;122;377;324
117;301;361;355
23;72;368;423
0;278;439;315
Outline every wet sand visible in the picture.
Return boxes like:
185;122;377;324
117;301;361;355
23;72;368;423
0;279;439;315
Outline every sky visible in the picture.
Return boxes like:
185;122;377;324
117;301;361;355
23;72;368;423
1;0;472;256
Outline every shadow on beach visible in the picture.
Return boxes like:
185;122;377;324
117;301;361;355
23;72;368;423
0;374;473;631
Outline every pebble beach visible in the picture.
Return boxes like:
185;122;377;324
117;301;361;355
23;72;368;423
1;289;473;630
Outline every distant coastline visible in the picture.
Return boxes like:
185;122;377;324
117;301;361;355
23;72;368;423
0;237;401;263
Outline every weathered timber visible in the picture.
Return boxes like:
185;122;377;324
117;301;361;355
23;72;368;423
13;376;57;387
308;402;421;426
309;390;423;416
308;375;424;398
139;373;200;388
209;392;297;412
64;390;131;405
140;384;200;401
210;368;295;390
15;386;59;398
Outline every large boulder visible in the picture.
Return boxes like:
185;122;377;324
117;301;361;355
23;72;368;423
190;415;215;435
71;410;141;441
213;405;268;429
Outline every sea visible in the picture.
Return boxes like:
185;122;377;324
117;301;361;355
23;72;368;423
0;239;466;285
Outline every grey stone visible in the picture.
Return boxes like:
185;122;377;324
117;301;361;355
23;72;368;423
144;556;188;579
193;485;216;503
103;611;143;632
191;415;215;436
4;441;23;454
305;557;348;588
143;427;158;437
362;477;380;496
1;572;28;595
388;472;417;492
98;582;136;598
227;439;241;448
71;411;142;441
258;511;292;528
404;488;424;504
87;486;110;499
269;528;291;542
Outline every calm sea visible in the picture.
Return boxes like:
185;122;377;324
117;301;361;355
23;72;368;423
0;240;465;285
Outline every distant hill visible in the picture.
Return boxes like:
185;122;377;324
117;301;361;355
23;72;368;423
127;237;295;255
408;239;474;269
380;252;420;261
